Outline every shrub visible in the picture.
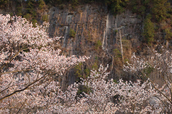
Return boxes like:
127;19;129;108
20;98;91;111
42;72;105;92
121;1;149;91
32;19;37;27
92;62;98;70
95;40;102;50
84;68;90;77
143;15;155;45
16;6;22;16
69;29;76;38
113;48;122;58
75;63;83;78
38;0;45;9
151;0;170;22
42;15;48;22
24;13;32;21
77;85;92;96
165;28;172;40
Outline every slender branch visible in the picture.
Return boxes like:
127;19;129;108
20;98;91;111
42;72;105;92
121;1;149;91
142;72;172;104
0;69;31;75
150;82;171;104
153;95;169;108
0;82;12;94
0;74;46;102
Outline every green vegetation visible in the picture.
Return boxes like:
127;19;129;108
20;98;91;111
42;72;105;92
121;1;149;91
44;0;128;14
0;0;170;19
38;0;45;9
75;63;83;78
16;6;22;16
113;48;122;58
24;13;32;20
71;0;79;9
113;48;123;67
139;65;154;81
165;28;172;40
77;85;92;96
95;40;102;50
143;66;154;76
32;19;37;27
106;0;129;15
129;0;170;45
69;29;76;38
42;15;48;22
92;62;98;70
151;0;170;22
1;0;170;28
130;0;170;21
0;0;8;8
75;63;90;80
84;68;90;77
113;79;118;83
0;0;172;55
143;15;155;45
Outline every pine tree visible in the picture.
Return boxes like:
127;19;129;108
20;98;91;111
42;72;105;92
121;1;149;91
143;15;155;45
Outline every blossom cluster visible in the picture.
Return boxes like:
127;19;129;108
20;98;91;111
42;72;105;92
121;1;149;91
0;14;171;114
39;65;171;113
123;49;172;113
0;14;88;113
123;52;149;72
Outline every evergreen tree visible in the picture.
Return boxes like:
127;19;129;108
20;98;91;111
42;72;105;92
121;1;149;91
0;0;8;8
151;0;170;22
143;15;155;45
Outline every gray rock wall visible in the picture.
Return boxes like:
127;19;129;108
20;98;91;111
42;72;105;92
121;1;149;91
48;5;142;89
48;5;142;56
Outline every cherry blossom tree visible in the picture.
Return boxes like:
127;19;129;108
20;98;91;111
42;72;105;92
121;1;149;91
51;63;171;113
0;14;88;113
74;64;171;113
53;49;172;113
39;64;170;114
123;48;172;113
0;14;171;114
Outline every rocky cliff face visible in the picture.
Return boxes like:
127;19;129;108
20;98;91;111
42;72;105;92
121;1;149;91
48;5;141;56
47;5;142;89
